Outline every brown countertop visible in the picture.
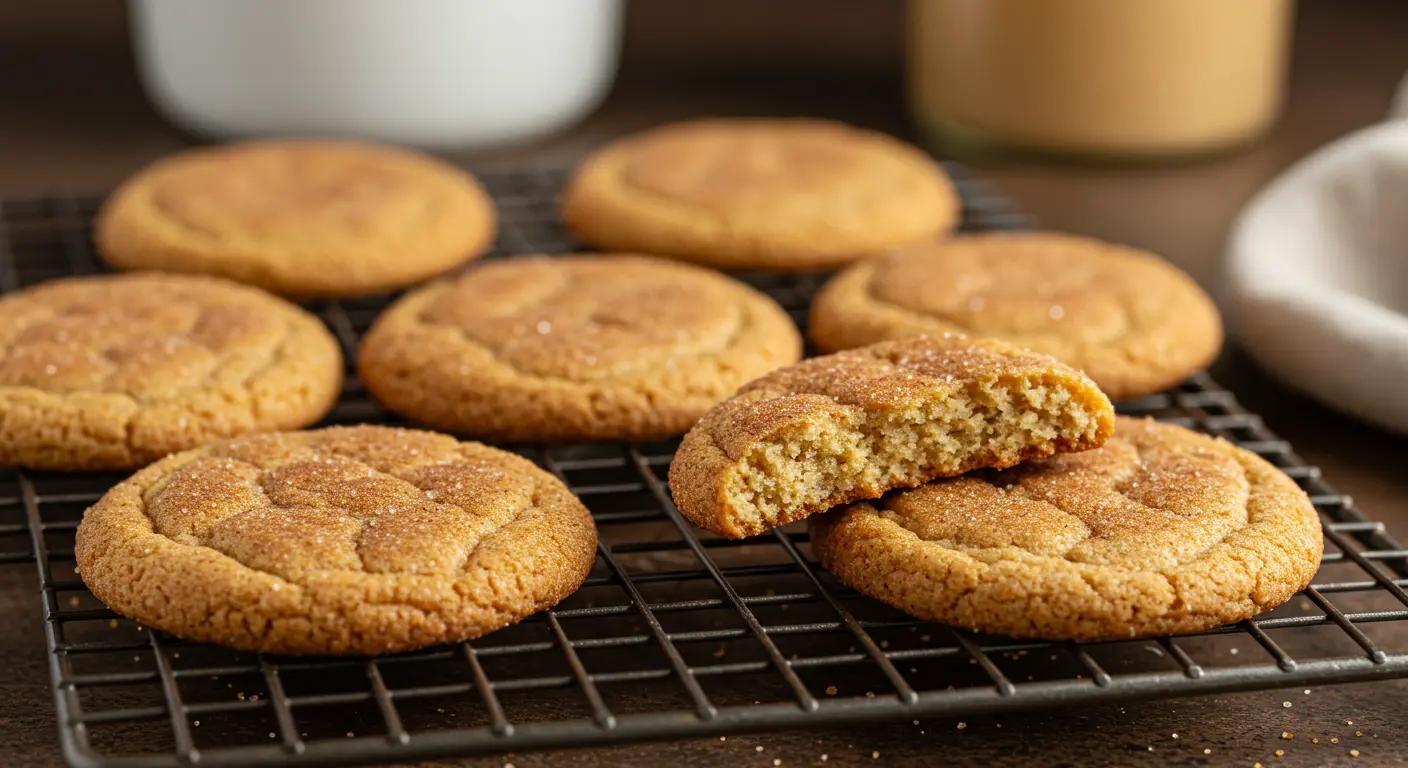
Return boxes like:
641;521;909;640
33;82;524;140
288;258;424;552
3;2;1408;766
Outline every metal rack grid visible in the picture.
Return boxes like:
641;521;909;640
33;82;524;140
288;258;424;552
2;166;1407;768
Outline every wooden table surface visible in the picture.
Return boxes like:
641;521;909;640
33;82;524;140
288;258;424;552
3;2;1408;766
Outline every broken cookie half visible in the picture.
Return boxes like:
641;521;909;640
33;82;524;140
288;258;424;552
668;335;1115;539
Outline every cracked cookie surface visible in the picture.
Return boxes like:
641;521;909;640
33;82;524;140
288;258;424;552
561;119;959;271
669;336;1114;539
358;254;802;442
95;140;496;297
0;273;342;470
75;425;597;655
809;416;1323;640
809;232;1223;399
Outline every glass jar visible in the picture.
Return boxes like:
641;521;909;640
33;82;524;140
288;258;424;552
908;0;1295;163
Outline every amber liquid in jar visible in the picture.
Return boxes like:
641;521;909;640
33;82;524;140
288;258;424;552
908;0;1295;162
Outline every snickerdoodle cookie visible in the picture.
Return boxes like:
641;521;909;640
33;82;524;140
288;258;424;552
0;273;342;470
561;119;959;271
809;232;1223;399
810;416;1323;640
668;335;1114;539
358;254;802;442
75;425;597;655
95;140;496;297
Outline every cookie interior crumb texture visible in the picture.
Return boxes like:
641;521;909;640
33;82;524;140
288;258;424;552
0;272;343;470
358;254;802;442
809;231;1224;400
809;416;1324;640
94;140;497;297
561;118;960;270
668;336;1115;539
74;425;597;656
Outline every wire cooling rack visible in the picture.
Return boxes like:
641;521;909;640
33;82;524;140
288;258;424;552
3;166;1408;768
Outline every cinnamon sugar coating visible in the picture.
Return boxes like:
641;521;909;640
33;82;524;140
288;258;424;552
562;119;959;270
669;336;1114;538
95;140;496;297
75;425;597;655
358;254;802;442
0;273;342;470
810;232;1223;399
810;416;1323;640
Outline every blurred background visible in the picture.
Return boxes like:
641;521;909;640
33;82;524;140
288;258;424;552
5;3;1408;766
3;0;1407;479
2;0;1406;291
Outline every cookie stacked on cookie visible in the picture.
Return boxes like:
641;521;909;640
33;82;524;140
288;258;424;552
4;119;1319;658
667;335;1322;640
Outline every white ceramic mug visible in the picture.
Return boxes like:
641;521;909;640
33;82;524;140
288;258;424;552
131;0;623;148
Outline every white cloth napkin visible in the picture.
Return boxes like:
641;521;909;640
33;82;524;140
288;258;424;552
1227;82;1408;435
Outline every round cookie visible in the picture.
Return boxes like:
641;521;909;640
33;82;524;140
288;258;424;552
669;335;1115;539
810;416;1323;640
561;119;960;271
95;140;497;297
358;254;803;442
809;232;1224;400
0;273;343;470
74;425;597;655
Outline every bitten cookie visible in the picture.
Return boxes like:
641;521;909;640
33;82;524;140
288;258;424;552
75;425;597;655
0;273;342;470
561;119;960;271
358;254;802;442
810;232;1224;400
95;140;496;297
668;336;1115;539
810;416;1323;640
